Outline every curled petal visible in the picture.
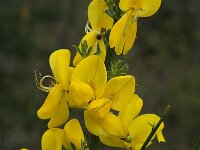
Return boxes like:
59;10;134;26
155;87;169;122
37;84;64;119
72;55;107;98
49;49;70;90
103;75;135;111
63;119;85;150
118;94;143;131
69;80;94;108
41;128;65;150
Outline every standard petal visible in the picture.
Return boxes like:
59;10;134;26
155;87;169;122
47;96;69;128
138;0;161;17
119;0;134;11
118;94;143;131
41;128;65;150
49;49;70;90
88;0;113;31
123;20;137;55
37;84;64;119
84;110;108;136
99;135;131;148
69;80;94;108
103;75;135;111
72;55;107;98
109;10;131;55
128;114;165;148
63;119;85;150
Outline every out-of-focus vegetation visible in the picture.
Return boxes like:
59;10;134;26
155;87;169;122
0;0;199;149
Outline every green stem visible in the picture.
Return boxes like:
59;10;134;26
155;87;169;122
89;134;99;150
140;105;171;150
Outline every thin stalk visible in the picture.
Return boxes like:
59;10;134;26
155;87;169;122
89;134;99;150
140;105;171;150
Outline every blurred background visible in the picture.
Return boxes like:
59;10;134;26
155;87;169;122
0;0;199;149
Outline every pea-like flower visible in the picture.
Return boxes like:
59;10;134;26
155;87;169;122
73;0;114;66
41;119;87;150
37;49;71;128
109;0;161;55
99;94;165;150
71;55;136;137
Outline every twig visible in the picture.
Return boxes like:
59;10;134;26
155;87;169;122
140;105;171;150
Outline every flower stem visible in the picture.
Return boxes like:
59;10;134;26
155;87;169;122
89;134;99;150
140;105;171;150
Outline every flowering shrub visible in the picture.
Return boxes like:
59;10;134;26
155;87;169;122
24;0;170;150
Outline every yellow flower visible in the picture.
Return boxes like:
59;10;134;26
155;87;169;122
20;148;29;150
37;49;71;128
63;119;86;150
72;55;136;137
99;95;165;150
41;128;65;150
73;0;114;66
109;0;161;55
41;119;86;150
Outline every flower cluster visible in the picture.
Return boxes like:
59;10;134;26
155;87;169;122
33;0;165;150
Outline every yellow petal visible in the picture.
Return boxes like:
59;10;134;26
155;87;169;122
69;67;74;82
88;0;113;31
72;55;107;98
109;10;132;55
118;94;143;131
37;84;64;119
123;20;137;55
157;131;165;142
41;128;65;150
87;98;111;119
103;75;135;111
84;110;108;136
69;80;94;108
138;0;161;17
63;119;85;150
119;0;134;11
49;49;70;90
21;148;29;150
73;52;83;66
98;39;106;62
99;135;131;148
128;114;164;147
48;96;69;128
98;113;125;137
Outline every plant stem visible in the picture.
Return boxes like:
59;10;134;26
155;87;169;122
140;105;171;150
89;134;99;150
